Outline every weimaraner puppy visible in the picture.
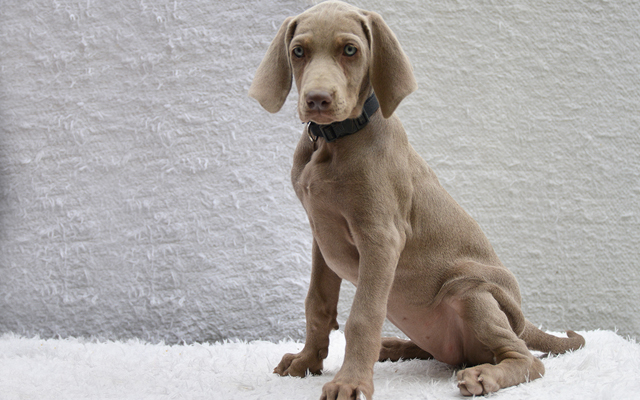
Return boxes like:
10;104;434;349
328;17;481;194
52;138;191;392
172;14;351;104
249;1;584;399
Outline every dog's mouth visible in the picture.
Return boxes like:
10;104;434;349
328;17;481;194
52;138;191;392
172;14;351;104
301;104;354;125
302;110;340;125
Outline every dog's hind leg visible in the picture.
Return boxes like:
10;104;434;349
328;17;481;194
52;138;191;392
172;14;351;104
379;337;433;362
455;291;544;396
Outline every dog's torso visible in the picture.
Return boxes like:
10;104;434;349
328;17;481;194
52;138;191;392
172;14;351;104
292;111;521;365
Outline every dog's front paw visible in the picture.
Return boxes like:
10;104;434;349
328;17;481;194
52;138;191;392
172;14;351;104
274;350;324;377
321;375;373;400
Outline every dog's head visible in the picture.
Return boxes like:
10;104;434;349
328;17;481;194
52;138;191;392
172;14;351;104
248;1;417;124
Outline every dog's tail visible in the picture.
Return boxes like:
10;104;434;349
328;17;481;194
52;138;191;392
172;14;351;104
521;320;585;354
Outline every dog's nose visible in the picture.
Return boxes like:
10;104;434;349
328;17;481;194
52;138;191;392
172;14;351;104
306;91;333;111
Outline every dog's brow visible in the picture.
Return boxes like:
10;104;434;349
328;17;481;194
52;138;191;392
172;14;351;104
334;33;363;45
290;34;313;48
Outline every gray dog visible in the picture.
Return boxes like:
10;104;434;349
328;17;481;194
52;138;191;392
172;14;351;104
249;2;584;399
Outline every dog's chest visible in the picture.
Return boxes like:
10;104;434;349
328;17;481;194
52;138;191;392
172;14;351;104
292;142;341;211
292;144;361;283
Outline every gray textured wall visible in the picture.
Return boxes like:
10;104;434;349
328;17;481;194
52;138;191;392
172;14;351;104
1;0;638;344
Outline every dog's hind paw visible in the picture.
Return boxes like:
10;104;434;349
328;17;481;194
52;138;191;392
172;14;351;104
457;365;501;396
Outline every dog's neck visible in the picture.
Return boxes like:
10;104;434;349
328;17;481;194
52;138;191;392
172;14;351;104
306;93;379;143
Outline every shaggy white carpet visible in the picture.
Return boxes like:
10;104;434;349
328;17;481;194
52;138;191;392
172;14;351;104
1;330;638;400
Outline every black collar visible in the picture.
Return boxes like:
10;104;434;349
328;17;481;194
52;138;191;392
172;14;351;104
307;93;379;143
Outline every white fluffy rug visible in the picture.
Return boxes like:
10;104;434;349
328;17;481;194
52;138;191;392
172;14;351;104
1;330;638;399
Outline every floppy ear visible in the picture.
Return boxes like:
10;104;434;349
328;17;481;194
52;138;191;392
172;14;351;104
363;12;417;118
248;17;296;113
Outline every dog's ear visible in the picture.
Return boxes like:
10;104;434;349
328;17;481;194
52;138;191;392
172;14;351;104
362;11;417;118
249;17;296;113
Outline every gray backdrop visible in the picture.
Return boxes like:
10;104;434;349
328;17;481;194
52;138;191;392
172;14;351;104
1;0;638;343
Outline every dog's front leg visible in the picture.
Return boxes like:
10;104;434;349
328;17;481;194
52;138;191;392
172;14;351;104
274;239;342;377
322;229;402;400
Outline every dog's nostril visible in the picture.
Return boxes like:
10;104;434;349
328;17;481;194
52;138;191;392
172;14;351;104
306;91;333;111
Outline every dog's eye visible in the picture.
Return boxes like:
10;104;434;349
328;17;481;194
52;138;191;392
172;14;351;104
292;46;305;58
343;44;357;57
